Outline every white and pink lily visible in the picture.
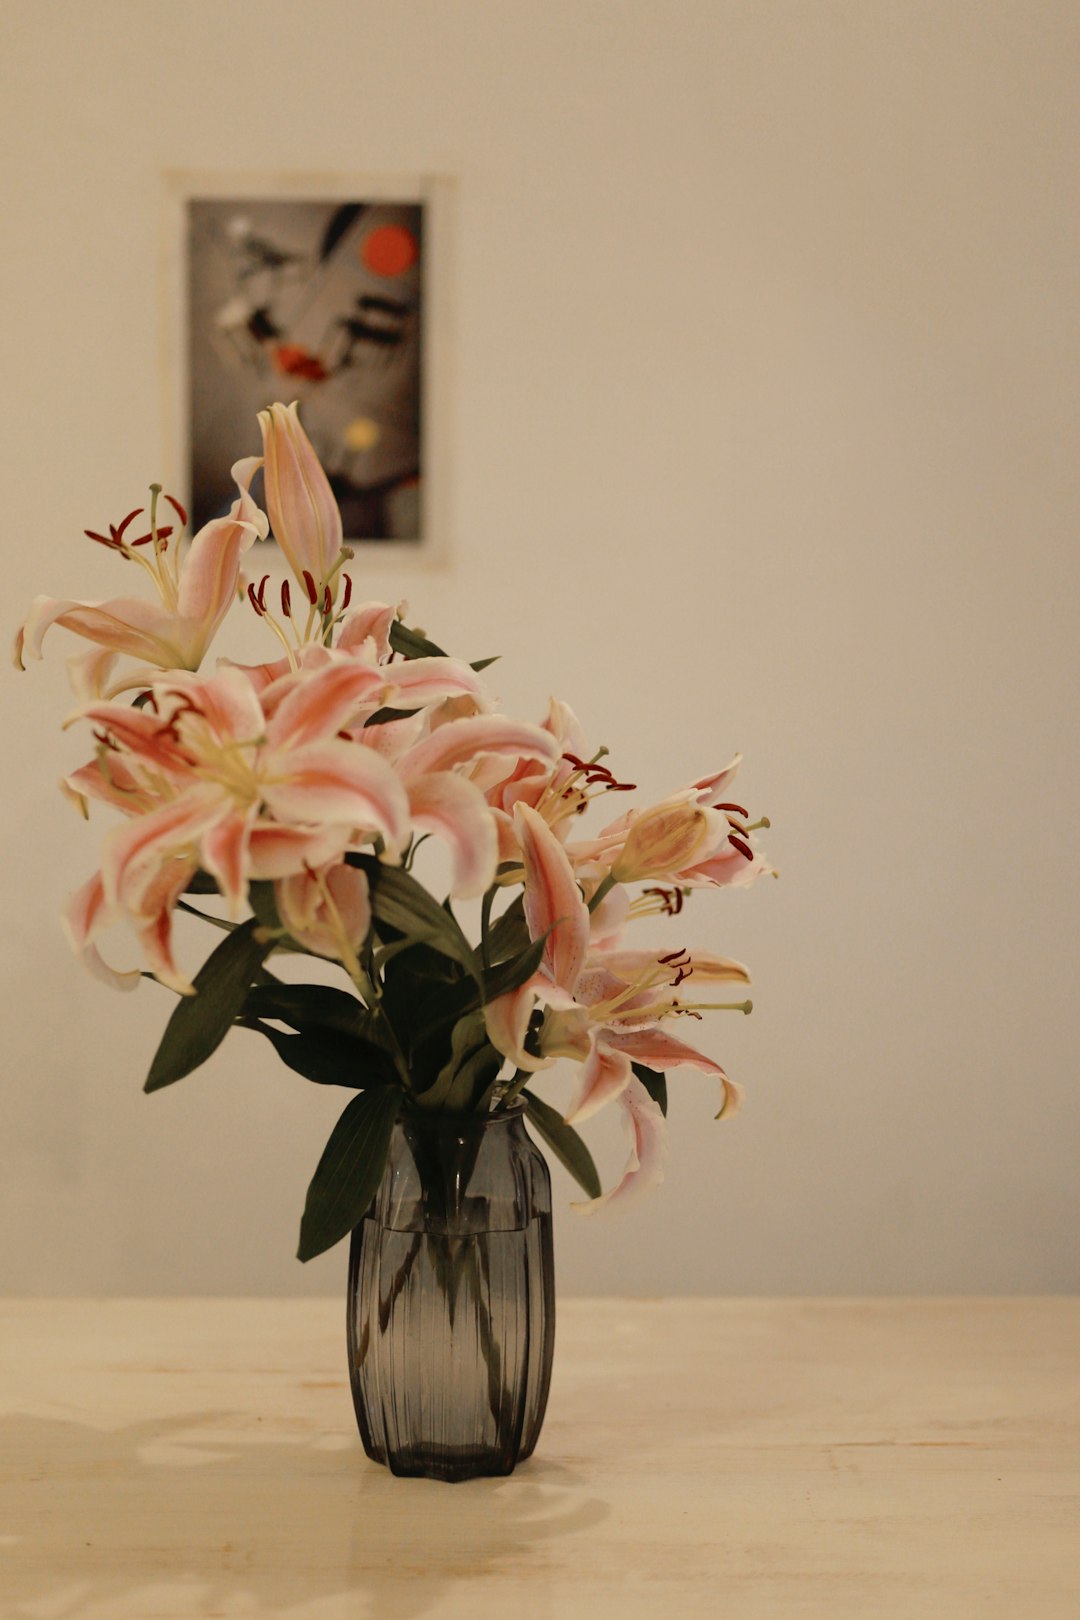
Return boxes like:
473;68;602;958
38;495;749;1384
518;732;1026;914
15;460;267;691
65;660;411;989
484;803;747;1209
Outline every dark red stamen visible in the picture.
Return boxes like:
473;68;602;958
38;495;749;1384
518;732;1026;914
340;573;353;611
322;585;332;615
302;570;319;605
671;965;693;987
715;802;749;818
658;947;690;965
643;885;684;915
562;752;637;793
256;575;269;611
165;494;188;526
281;580;292;617
113;509;144;542
130;526;174;547
247;582;265;616
84;528;123;551
674;1007;703;1020
728;833;754;861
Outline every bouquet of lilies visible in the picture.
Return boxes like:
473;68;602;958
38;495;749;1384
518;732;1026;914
16;404;772;1261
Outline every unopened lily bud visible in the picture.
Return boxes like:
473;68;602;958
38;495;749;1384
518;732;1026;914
610;802;724;883
257;401;343;593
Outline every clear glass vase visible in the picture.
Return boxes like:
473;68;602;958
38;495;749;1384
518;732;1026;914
346;1101;555;1481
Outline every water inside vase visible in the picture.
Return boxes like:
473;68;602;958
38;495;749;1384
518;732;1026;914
348;1213;553;1480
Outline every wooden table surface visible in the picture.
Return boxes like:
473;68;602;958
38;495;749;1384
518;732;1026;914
1;1298;1077;1618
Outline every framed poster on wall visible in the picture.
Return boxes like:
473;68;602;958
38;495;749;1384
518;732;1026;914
161;172;452;563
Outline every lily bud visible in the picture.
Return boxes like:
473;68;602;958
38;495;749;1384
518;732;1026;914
275;862;371;968
610;802;724;884
258;401;343;592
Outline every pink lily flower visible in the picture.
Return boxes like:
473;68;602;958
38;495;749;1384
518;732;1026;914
390;718;558;896
483;802;746;1204
65;663;413;984
16;459;267;684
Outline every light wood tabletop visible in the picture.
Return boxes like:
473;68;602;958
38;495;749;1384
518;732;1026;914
1;1297;1077;1618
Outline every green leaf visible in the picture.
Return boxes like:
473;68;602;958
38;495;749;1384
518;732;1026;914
248;880;284;933
485;895;529;963
482;930;549;1004
523;1088;602;1200
349;855;481;983
297;1086;402;1261
416;1012;502;1113
388;620;447;660
363;705;419;727
387;617;497;674
240;982;384;1043
237;1019;398;1088
176;900;238;933
184;869;220;895
145;921;275;1092
632;1062;668;1117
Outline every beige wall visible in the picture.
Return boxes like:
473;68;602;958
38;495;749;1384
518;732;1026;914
2;0;1078;1296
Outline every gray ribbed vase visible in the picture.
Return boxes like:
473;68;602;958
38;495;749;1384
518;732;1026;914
346;1103;555;1481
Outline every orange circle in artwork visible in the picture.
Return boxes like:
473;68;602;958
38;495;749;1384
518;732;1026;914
360;224;419;277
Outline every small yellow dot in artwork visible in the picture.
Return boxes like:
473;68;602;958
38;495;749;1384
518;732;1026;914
345;417;381;452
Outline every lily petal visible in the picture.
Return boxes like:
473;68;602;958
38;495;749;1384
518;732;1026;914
563;1039;632;1125
572;1075;670;1215
515;802;589;994
685;754;743;806
61;870;140;991
265;660;387;751
173;456;267;659
134;856;200;994
246;822;353;881
158;666;265;748
482;975;555;1074
598;949;751;987
680;842;774;889
600;1026;729;1077
20;594;188;669
101;785;228;915
400;716;557;780
406;772;498;897
259;739;411;852
275;862;371;963
383;657;489;711
336;601;398;662
201;808;256;917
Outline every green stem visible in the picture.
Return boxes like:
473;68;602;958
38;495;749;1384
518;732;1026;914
497;1068;530;1111
587;872;618;914
352;953;416;1099
479;882;497;973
